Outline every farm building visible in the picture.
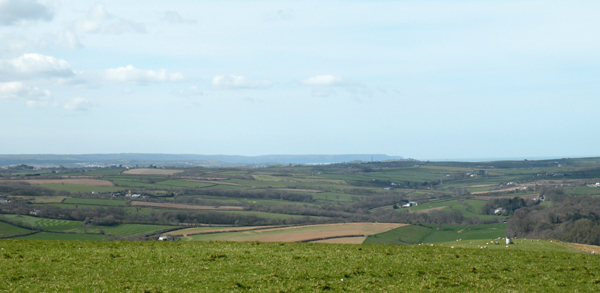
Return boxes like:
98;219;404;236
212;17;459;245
158;235;177;241
402;201;418;208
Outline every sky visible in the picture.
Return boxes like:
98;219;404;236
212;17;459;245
0;0;599;160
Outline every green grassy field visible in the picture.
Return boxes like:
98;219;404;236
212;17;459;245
364;223;507;245
63;198;127;206
364;225;432;245
0;215;173;237
1;215;84;232
1;240;600;292
419;223;506;243
40;183;122;193
0;222;31;237
99;224;174;237
57;168;126;176
14;232;107;241
154;180;215;188
407;198;498;219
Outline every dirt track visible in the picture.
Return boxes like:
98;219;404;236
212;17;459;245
130;201;243;210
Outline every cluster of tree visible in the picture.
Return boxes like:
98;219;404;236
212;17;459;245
480;197;533;216
507;195;600;245
0;182;70;197
540;188;569;203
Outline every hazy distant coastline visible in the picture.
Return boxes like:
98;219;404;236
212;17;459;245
0;154;404;168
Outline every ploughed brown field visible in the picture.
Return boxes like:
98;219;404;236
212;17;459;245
130;201;243;210
11;179;114;186
187;222;407;243
123;168;183;175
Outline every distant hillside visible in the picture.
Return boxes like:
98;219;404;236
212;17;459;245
0;154;403;167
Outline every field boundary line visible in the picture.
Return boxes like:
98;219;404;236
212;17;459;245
301;234;365;243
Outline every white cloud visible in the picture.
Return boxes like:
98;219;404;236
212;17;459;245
63;97;94;111
162;11;197;24
74;20;101;34
212;75;272;89
38;31;83;50
73;4;145;35
0;53;75;81
0;35;31;55
302;75;368;98
0;81;55;108
104;65;183;84
26;98;55;108
174;85;202;96
301;75;346;86
88;3;112;20
0;81;49;100
0;0;53;26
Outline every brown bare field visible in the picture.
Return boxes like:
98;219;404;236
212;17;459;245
189;222;407;242
473;194;539;201
566;242;600;254
465;184;497;188
274;188;322;193
12;179;114;186
311;236;367;244
130;201;243;210
123;168;183;175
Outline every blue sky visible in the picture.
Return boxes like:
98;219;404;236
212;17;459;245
0;0;599;160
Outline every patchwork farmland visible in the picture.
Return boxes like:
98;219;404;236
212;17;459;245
1;157;600;246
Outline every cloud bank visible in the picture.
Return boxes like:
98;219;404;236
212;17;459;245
0;54;75;81
301;75;347;86
104;65;183;84
63;97;94;111
212;75;272;89
73;3;145;35
0;0;53;26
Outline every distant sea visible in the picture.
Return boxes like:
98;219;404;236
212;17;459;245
427;156;574;162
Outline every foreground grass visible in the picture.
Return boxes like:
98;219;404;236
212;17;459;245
1;240;600;292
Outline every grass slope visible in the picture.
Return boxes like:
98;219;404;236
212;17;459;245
63;198;126;206
1;240;600;292
0;222;31;238
364;225;432;245
1;215;173;237
14;232;107;241
364;223;507;245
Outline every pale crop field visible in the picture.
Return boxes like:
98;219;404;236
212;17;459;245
189;223;406;242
